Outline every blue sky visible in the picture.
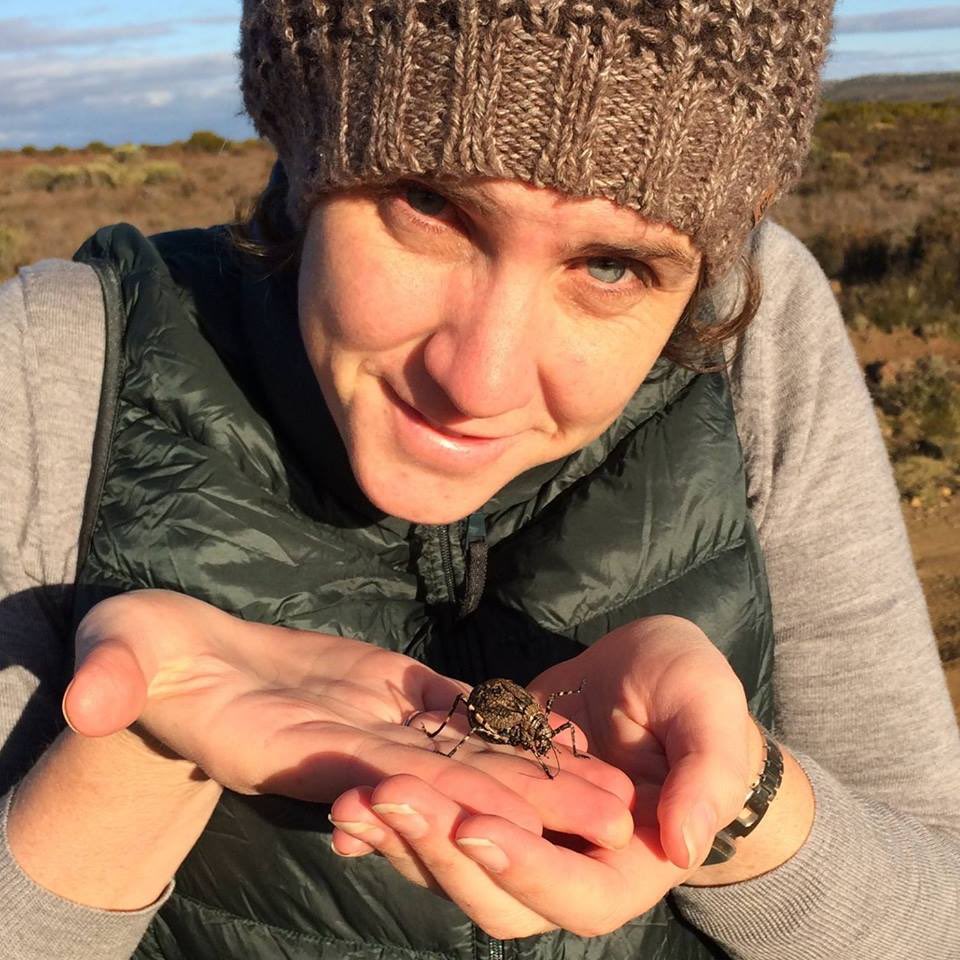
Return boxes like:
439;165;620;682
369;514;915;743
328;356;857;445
2;1;959;150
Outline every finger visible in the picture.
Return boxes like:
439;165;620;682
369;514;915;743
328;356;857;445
328;786;386;859
656;702;762;869
62;638;149;737
367;775;554;939
330;785;440;891
410;714;635;847
454;814;684;939
461;750;635;850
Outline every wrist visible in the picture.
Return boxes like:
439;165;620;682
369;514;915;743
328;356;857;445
9;728;221;909
683;733;814;887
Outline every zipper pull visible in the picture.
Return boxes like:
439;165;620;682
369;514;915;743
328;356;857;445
458;512;488;618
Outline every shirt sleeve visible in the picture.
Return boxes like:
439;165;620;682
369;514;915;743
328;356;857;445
0;261;170;960
672;220;960;958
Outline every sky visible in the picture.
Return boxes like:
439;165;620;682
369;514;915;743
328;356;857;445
1;1;959;150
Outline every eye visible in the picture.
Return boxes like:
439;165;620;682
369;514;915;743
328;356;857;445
404;184;449;218
586;258;629;284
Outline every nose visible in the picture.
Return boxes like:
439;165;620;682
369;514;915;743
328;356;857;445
422;266;541;421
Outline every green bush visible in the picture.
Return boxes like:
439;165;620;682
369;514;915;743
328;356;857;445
84;162;127;188
873;357;960;448
23;164;57;190
47;145;70;157
184;130;231;154
20;145;38;156
112;143;144;165
141;161;184;185
85;140;112;154
796;142;862;194
806;232;847;278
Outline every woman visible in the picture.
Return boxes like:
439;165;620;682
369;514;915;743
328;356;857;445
1;2;958;958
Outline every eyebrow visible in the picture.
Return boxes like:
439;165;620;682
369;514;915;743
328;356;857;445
425;180;702;278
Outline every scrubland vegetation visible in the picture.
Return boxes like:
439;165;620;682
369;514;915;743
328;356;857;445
1;103;959;692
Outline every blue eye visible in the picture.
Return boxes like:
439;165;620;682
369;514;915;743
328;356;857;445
405;185;448;217
586;258;628;284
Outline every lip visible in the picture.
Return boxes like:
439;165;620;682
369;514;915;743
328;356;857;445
385;385;520;472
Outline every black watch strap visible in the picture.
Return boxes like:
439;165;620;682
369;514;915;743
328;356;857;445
703;725;784;866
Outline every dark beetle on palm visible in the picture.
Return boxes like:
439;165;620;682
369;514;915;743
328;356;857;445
409;677;587;778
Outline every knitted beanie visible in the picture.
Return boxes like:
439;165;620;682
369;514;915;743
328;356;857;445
239;1;834;286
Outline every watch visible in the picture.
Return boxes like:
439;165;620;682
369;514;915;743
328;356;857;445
703;724;784;866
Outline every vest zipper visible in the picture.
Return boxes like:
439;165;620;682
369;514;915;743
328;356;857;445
438;512;488;616
488;937;505;960
438;521;460;605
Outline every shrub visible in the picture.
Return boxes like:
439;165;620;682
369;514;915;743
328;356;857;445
184;130;231;154
84;162;127;188
48;145;70;157
112;144;144;165
840;231;901;285
806;232;846;278
23;164;57;190
141;161;184;185
85;140;112;154
48;165;93;190
20;145;38;156
894;456;954;503
873;357;960;448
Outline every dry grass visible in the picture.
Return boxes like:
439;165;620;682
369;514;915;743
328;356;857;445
0;141;276;278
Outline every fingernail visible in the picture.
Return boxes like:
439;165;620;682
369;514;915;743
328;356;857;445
61;680;80;734
328;815;379;835
371;802;428;839
599;810;635;850
682;802;717;869
456;837;509;873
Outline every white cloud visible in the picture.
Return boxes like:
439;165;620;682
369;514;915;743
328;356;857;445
0;16;175;52
834;5;960;34
0;48;253;148
144;90;174;108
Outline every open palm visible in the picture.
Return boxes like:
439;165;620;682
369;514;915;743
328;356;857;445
64;589;635;843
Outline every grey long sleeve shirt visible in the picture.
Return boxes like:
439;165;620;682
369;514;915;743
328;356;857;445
1;220;958;959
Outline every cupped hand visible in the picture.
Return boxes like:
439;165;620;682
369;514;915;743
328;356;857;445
63;589;634;848
330;614;763;939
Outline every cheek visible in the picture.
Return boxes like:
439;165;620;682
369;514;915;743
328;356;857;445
545;334;664;432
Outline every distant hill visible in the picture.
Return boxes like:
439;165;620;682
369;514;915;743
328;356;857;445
823;72;960;102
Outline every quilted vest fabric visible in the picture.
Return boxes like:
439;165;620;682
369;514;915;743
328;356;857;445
71;221;773;960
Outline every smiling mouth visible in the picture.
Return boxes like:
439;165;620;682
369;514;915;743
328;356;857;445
390;388;511;442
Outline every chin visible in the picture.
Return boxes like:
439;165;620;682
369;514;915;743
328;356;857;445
349;459;487;524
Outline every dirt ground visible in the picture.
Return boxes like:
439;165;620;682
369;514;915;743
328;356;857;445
849;327;960;722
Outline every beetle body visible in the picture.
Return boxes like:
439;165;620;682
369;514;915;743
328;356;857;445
418;677;586;777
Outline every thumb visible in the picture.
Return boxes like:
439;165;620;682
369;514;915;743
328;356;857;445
62;637;149;737
656;708;763;870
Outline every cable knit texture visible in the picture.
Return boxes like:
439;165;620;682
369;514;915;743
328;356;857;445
238;0;834;285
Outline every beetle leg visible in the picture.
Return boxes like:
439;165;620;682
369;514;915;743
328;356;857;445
550;719;588;759
440;731;472;759
421;693;467;740
543;678;586;714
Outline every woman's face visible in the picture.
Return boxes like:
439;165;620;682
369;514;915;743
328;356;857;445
298;178;702;524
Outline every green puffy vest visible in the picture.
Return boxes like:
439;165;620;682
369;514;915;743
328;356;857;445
71;221;773;960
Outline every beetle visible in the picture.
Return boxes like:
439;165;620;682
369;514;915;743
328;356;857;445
409;677;587;778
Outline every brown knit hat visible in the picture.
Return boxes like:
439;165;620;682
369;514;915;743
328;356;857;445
239;1;834;286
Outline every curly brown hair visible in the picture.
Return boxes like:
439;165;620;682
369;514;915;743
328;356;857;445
226;173;762;373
